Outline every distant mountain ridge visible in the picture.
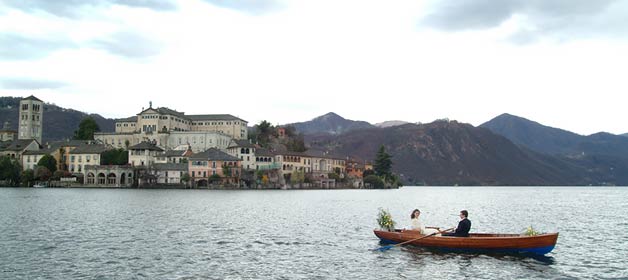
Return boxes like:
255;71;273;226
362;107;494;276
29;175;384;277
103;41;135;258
288;112;374;135
307;120;606;185
481;113;628;159
0;96;115;142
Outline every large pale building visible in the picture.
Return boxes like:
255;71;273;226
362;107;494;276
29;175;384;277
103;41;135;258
18;96;43;143
95;103;247;152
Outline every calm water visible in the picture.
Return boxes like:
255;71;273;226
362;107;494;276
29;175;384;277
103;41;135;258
1;187;627;279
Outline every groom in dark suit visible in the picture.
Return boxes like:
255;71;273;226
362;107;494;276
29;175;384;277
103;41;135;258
444;210;471;237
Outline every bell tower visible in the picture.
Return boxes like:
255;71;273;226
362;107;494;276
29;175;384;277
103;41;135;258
18;95;43;143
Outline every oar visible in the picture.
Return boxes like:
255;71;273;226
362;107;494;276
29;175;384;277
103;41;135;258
374;227;454;252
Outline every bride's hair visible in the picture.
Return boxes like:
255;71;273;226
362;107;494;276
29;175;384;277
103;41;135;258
411;209;421;219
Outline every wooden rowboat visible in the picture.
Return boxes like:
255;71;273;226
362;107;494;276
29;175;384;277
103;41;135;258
374;229;558;255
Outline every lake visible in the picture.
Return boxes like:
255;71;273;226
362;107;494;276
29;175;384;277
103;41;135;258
0;187;626;279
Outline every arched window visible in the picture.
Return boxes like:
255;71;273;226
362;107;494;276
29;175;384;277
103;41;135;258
87;173;95;184
107;173;116;185
97;173;106;185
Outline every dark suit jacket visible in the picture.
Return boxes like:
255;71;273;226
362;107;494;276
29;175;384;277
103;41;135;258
454;218;471;237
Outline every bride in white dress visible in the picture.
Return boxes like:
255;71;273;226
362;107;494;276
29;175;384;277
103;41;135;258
410;209;440;236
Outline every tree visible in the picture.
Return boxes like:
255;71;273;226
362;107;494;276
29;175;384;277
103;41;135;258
222;163;232;177
37;154;57;174
73;116;100;140
20;169;34;187
181;173;190;187
0;156;21;186
209;174;222;184
374;145;392;179
35;166;52;181
101;149;128;165
364;174;384;189
255;120;275;146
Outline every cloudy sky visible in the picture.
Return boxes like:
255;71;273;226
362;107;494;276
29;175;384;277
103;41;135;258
1;0;627;135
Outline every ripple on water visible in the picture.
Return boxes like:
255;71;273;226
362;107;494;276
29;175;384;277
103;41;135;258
1;187;627;279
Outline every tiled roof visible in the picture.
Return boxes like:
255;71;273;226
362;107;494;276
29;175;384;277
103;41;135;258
190;148;241;161
128;141;164;151
153;163;188;171
187;114;246;122
71;144;108;154
22;148;54;155
228;139;256;149
138;107;186;117
255;148;275;157
0;140;11;149
22;95;42;102
116;116;137;122
155;107;185;117
1;139;39;151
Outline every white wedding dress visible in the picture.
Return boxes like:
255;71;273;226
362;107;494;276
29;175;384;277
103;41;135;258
411;218;440;235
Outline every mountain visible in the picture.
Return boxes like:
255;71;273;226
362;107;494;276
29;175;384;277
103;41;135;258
481;113;628;159
374;120;410;128
480;113;582;155
307;120;610;186
288;112;374;135
622;133;628;137
0;97;115;142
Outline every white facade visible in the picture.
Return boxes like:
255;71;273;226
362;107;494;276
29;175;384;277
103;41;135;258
22;153;44;171
95;131;232;153
68;153;101;174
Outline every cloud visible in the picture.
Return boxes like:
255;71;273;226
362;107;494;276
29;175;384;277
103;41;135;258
420;0;628;42
0;77;69;90
91;32;163;58
0;33;76;60
203;0;283;15
2;0;177;18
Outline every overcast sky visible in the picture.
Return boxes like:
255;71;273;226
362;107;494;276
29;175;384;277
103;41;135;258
1;0;627;135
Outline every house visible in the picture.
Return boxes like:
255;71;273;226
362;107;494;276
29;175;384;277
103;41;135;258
69;144;108;174
0;122;16;141
152;163;188;184
0;139;40;161
255;148;280;171
128;141;164;167
188;148;242;187
155;146;194;164
21;148;53;171
345;158;367;178
227;139;257;170
43;140;94;172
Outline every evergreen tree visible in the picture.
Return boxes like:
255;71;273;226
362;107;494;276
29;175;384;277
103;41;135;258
73;116;100;140
101;149;128;165
374;145;392;178
0;156;21;186
37;154;57;174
